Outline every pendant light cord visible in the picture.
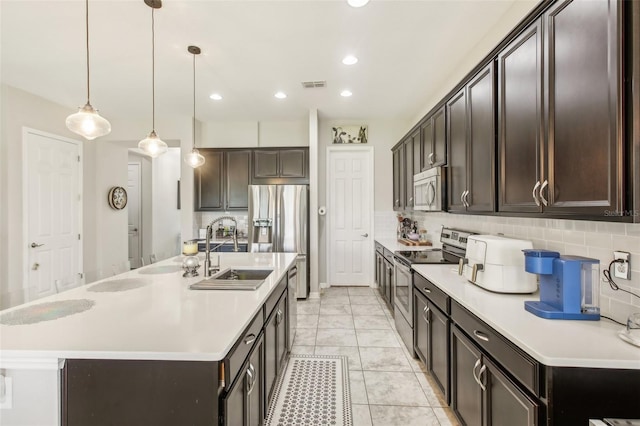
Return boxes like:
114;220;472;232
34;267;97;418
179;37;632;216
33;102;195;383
151;7;156;132
85;0;91;103
192;51;196;150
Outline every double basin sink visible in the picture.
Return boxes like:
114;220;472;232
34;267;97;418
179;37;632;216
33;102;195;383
190;268;274;291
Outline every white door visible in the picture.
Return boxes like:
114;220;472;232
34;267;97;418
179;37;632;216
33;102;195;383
327;147;374;286
24;129;82;300
127;163;142;268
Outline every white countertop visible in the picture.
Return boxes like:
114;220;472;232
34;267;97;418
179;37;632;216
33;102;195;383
0;252;297;363
412;264;640;370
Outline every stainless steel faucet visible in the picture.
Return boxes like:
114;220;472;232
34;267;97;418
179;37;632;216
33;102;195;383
204;216;239;277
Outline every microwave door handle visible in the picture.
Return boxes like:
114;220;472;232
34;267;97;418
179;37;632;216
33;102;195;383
427;182;436;207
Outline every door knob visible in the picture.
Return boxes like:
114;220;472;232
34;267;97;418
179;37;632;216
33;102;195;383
361;233;369;238
133;228;138;232
31;242;44;248
32;263;40;270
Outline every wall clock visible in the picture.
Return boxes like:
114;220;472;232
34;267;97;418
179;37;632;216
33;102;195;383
108;186;128;210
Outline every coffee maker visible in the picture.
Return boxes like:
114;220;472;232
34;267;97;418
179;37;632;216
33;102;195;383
523;249;600;320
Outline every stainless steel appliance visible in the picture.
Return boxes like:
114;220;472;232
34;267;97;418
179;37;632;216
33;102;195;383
248;185;310;299
393;227;474;354
413;167;444;211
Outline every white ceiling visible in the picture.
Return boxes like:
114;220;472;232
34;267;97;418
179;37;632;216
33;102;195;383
2;0;533;124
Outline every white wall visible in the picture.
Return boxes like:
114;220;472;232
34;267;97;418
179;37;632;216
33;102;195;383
0;84;97;308
317;117;406;284
152;148;181;259
200;120;308;148
410;0;539;125
0;84;192;308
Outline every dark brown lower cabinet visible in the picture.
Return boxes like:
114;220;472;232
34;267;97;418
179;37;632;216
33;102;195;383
414;288;449;403
451;326;483;426
265;290;289;408
451;326;539;426
223;333;264;426
63;359;219;426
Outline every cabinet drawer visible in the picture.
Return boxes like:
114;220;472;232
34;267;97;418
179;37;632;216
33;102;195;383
451;301;538;395
414;273;449;314
225;310;264;387
264;276;287;319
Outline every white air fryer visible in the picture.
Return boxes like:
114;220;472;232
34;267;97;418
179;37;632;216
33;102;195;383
460;235;537;293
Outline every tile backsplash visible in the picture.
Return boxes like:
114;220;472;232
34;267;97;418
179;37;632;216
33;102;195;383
375;210;640;323
196;211;249;238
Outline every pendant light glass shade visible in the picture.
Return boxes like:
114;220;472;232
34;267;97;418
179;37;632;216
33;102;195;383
139;2;167;158
139;130;168;158
184;148;205;168
184;45;205;169
66;102;111;140
66;0;111;140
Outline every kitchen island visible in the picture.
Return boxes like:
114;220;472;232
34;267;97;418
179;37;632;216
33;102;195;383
0;252;297;426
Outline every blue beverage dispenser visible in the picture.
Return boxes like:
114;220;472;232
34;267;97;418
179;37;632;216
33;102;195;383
523;249;600;320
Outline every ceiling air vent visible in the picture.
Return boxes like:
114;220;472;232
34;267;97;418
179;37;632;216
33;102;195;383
301;80;326;89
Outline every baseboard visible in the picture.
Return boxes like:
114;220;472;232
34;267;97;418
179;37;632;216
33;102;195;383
308;292;321;299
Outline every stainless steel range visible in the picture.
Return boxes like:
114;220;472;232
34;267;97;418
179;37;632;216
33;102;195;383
393;227;474;355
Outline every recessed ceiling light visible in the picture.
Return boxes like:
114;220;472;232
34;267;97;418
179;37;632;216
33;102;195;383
342;55;358;65
209;93;222;100
274;92;287;99
340;90;353;97
347;0;370;7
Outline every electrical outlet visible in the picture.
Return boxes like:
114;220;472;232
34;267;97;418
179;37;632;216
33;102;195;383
613;251;631;280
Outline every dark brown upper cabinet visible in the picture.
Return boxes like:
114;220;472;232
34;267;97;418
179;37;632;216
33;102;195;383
498;19;543;213
542;0;622;216
447;62;496;214
447;88;468;213
252;148;309;184
421;106;446;170
195;149;251;211
195;150;225;210
404;129;420;209
499;0;622;217
393;146;404;211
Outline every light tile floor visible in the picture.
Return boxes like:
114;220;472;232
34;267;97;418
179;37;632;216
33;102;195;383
292;286;460;426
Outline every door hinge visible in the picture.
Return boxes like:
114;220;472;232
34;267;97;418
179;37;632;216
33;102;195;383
78;272;84;279
77;155;80;162
78;234;81;240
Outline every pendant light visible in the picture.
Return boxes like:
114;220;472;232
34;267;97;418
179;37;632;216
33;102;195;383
138;0;168;158
184;46;205;168
65;0;111;140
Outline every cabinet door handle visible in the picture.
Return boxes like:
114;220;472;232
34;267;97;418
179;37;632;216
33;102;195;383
473;330;489;342
428;152;434;165
276;309;283;325
244;334;256;345
463;190;470;207
539;180;549;206
472;358;482;385
422;305;431;323
532;181;541;207
422;287;431;294
460;191;466;206
395;199;400;207
478;364;487;392
246;363;256;395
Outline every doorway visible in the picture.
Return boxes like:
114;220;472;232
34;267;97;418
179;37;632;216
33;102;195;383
326;146;374;286
128;162;142;268
23;128;83;301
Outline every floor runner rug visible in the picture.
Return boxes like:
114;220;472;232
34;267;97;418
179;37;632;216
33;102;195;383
266;355;352;426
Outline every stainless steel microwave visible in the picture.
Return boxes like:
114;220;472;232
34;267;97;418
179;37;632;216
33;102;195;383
413;167;444;211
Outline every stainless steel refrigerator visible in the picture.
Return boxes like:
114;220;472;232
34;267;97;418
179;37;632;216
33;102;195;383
248;185;309;299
